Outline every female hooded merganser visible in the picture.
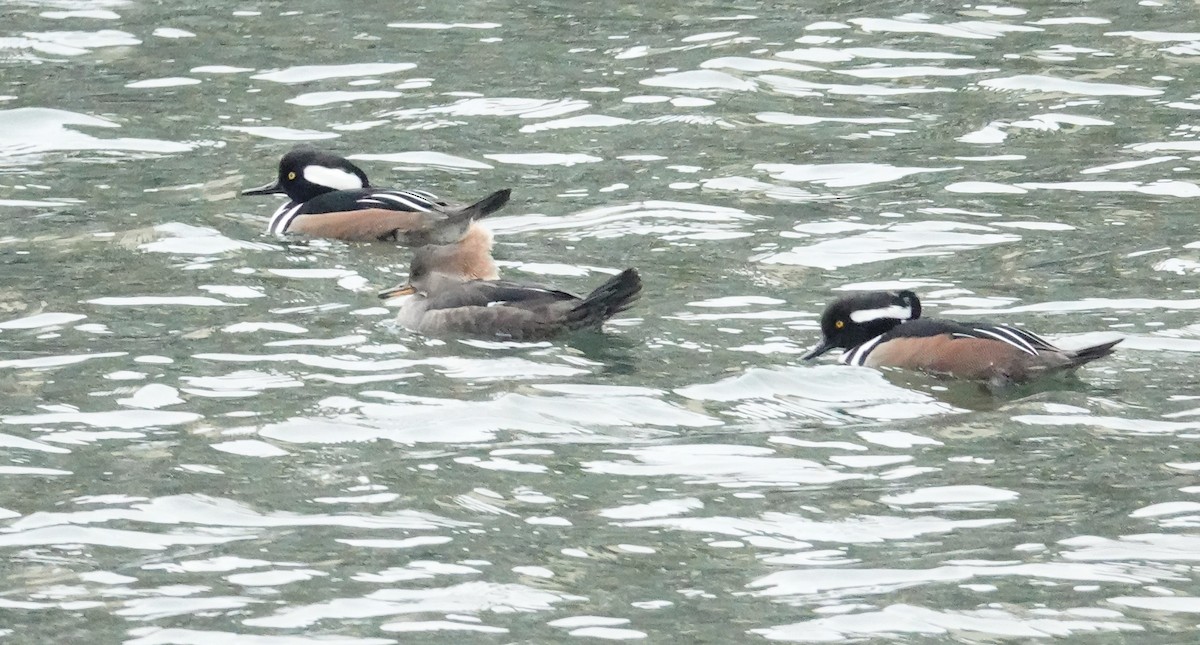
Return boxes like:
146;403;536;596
803;290;1121;385
379;246;642;341
243;146;511;244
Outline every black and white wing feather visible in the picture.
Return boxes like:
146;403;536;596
949;323;1058;357
353;189;442;212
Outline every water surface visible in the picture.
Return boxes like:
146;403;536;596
2;0;1199;642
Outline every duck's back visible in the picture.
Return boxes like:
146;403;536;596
397;270;641;341
397;280;578;340
405;301;578;340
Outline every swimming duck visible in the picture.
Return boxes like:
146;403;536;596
243;146;510;244
379;245;642;340
804;290;1121;385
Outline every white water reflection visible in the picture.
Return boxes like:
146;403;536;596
2;410;199;429
244;582;585;629
756;221;1019;269
383;97;589;119
702;57;821;73
942;298;1200;315
641;70;758;91
484;152;602;166
125;628;396;645
0;108;194;160
849;17;1043;39
489;200;764;239
978;75;1162;96
259;389;716;446
350;151;494;171
287;90;403;106
181;370;303;398
251;63;416;84
1061;534;1200;561
755;112;911;126
757;73;953;97
616;511;1009;551
194;352;590;381
1110;596;1200;613
834;65;987;79
880;484;1018;510
139;223;278;255
677;366;961;423
749;561;1174;599
757;162;956;188
2;29;139;58
0;525;251;550
387;22;500;30
959;113;1113;144
221;125;338;140
0;312;86;329
752;604;1140;642
583;444;871;487
40;10;121;20
125;77;201;89
7;494;469;532
88;296;239;307
117;596;257;620
1014;414;1197;435
519;114;633;134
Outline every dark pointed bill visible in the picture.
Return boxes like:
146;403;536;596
802;338;835;360
242;180;284;196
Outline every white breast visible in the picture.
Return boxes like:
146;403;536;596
392;296;429;331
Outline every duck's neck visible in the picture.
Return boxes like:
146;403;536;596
426;224;498;281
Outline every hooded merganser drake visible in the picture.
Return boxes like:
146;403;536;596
379;245;642;341
243;146;511;244
803;290;1121;385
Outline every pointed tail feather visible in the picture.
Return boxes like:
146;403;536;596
1065;338;1122;369
441;188;511;226
565;269;642;331
392;188;512;246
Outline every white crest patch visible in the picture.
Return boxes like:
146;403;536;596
849;305;912;324
302;165;364;191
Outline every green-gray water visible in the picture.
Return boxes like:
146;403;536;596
2;0;1200;642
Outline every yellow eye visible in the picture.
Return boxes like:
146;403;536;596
834;320;845;329
287;171;296;180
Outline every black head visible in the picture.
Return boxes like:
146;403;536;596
242;146;370;202
803;290;921;360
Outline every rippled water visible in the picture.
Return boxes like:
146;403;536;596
3;0;1200;642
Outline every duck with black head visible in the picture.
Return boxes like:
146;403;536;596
804;290;1121;386
243;146;510;245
